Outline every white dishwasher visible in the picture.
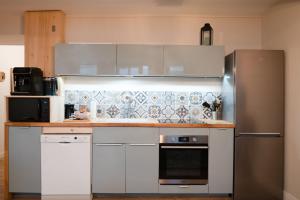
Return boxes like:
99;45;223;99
41;127;92;197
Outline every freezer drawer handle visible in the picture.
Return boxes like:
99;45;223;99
240;133;281;136
59;141;71;144
160;146;208;149
129;144;156;146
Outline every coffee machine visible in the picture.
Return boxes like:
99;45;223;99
11;67;44;95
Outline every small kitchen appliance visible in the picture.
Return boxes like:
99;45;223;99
7;96;64;122
11;67;44;95
43;77;58;96
64;104;75;119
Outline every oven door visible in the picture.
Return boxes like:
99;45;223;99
159;144;208;185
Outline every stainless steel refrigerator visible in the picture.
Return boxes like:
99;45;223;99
222;50;284;200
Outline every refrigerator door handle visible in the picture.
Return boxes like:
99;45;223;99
239;132;281;136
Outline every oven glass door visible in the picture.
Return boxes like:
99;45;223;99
159;144;208;185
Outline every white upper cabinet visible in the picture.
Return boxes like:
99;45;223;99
117;44;164;76
55;44;116;76
163;45;225;77
54;44;224;77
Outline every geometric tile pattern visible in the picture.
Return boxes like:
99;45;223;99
64;90;221;120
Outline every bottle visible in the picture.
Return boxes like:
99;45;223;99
90;100;97;121
200;23;213;46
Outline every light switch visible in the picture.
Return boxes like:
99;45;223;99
0;71;5;82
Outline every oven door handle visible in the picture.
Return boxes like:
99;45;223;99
160;146;208;149
129;144;156;146
178;185;190;188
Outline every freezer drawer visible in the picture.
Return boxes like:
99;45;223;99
234;136;284;200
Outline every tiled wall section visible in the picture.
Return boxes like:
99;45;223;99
65;90;221;121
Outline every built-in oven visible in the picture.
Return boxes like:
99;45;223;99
159;135;208;185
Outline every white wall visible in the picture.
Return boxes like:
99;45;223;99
0;14;262;54
262;2;300;200
66;16;262;54
0;35;24;45
0;45;24;158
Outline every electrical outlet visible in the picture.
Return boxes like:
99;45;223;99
0;71;5;82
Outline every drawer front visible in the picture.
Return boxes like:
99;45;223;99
159;128;209;136
43;127;93;134
159;185;208;194
93;127;159;143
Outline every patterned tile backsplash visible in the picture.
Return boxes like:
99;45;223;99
64;90;221;120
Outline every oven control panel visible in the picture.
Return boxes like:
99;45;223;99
160;135;208;144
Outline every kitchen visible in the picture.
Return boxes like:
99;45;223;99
0;1;300;200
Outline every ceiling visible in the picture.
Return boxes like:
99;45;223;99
0;0;284;16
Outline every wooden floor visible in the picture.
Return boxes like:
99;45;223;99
0;158;231;200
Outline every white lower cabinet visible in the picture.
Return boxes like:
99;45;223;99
92;144;126;193
92;127;159;194
92;127;233;195
9;127;41;193
126;144;159;193
208;128;234;194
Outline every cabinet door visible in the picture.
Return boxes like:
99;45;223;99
24;11;65;77
209;128;234;194
117;45;164;76
126;144;159;193
92;144;125;193
55;44;116;76
164;45;224;77
9;127;41;193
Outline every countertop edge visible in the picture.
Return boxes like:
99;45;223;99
4;122;235;128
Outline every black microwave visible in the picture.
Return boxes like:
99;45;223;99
8;97;50;122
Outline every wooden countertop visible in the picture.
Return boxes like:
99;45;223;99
4;120;235;128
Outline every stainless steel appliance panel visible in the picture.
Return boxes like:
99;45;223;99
159;135;209;185
235;50;284;136
222;52;236;123
222;50;285;200
234;135;284;200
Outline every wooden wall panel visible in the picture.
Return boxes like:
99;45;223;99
24;11;65;77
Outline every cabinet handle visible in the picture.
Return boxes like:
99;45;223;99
59;142;71;144
19;127;30;129
178;185;190;188
129;144;156;146
95;144;123;146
